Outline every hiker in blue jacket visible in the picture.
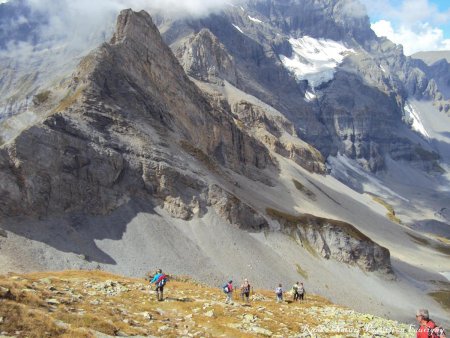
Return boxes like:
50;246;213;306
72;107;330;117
150;269;167;301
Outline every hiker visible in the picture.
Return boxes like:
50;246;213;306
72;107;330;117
416;309;446;338
275;283;283;303
292;282;300;301
298;282;305;301
150;269;167;301
240;278;251;303
223;280;233;304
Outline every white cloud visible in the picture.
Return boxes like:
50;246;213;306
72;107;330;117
1;0;242;60
362;0;450;25
362;0;450;54
371;19;450;55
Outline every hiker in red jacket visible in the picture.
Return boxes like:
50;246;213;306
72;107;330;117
416;309;446;338
223;280;233;304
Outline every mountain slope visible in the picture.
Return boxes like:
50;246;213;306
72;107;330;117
0;270;417;337
0;1;449;327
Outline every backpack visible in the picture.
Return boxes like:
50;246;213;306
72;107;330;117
156;274;167;287
427;321;446;338
223;284;229;293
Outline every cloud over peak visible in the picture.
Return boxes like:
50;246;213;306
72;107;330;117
363;0;450;55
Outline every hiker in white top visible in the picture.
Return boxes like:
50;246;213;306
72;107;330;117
298;282;305;301
240;278;251;303
275;283;283;303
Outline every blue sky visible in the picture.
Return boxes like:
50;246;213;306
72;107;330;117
362;0;450;54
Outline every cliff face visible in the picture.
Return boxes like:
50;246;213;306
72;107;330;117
0;10;273;219
160;0;448;172
267;210;394;275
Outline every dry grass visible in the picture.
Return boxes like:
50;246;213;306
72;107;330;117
369;194;402;224
53;88;84;113
295;263;309;279
0;270;338;337
407;233;450;256
429;290;450;311
427;234;450;246
33;90;51;106
0;270;412;337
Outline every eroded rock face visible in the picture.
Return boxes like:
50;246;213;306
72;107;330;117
232;100;327;174
175;28;238;85
208;184;268;231
0;10;273;219
269;211;393;274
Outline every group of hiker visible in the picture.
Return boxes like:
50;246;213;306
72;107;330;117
275;281;305;302
222;279;305;304
147;269;305;304
146;269;446;338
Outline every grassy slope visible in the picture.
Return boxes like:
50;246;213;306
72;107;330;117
0;270;415;337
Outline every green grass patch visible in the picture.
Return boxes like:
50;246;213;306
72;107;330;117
33;90;51;105
429;290;450;312
407;233;450;256
292;179;316;200
54;88;83;113
369;194;402;224
295;264;309;279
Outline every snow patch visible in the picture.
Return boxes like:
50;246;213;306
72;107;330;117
404;101;430;138
279;36;354;88
440;272;450;281
232;24;244;34
304;90;316;102
248;15;262;24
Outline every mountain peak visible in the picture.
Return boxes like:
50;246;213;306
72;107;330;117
110;9;158;46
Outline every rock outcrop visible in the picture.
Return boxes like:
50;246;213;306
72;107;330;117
232;100;327;173
267;209;393;275
175;28;238;85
